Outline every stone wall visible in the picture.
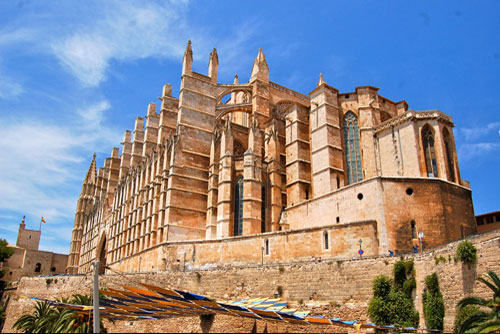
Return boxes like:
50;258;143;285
1;247;69;282
109;220;378;273
3;228;499;333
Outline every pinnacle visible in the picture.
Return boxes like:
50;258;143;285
233;74;239;84
317;73;326;86
84;153;97;184
184;40;193;56
256;48;266;63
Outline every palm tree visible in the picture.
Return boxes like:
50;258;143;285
457;271;500;333
13;294;103;333
13;300;54;333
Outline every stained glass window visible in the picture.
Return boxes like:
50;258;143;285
422;126;438;177
443;128;456;182
234;177;244;236
343;112;363;184
261;186;266;233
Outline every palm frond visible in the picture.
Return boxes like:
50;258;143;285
477;276;499;296
485;271;500;291
476;319;500;333
457;296;489;309
459;311;490;333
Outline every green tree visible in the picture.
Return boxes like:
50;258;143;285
454;305;481;333
0;239;14;263
0;239;14;281
368;260;419;329
13;294;105;333
456;271;500;333
423;273;445;331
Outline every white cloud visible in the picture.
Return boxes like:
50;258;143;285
0;100;121;222
457;121;500;163
1;0;258;87
459;121;500;141
77;100;111;126
51;1;193;86
458;142;500;162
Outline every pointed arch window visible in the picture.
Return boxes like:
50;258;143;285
411;220;417;239
422;126;438;177
234;177;244;236
343;112;363;184
443;128;456;182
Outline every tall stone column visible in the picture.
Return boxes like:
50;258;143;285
356;86;380;179
119;131;132;181
243;119;264;235
265;120;283;232
216;122;233;238
130;117;145;168
309;74;344;196
206;131;220;239
285;103;311;207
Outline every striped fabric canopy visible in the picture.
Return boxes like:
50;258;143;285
29;283;416;331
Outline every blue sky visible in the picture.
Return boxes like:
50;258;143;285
0;0;499;254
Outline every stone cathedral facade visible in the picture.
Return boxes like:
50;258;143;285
67;42;476;274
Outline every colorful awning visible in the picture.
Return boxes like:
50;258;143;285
28;283;417;331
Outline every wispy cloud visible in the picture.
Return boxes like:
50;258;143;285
0;100;121;221
457;121;500;162
1;0;258;87
0;75;24;99
459;121;500;141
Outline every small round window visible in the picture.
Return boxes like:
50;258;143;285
406;188;414;196
357;193;363;200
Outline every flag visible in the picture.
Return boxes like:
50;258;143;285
41;216;46;223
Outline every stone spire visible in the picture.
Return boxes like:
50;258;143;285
250;48;269;82
317;73;326;86
233;74;239;84
83;153;97;186
208;48;218;83
182;40;193;75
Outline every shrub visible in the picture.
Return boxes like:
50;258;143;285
423;273;445;332
393;261;407;289
373;275;392;298
368;264;419;329
403;278;416;298
454;305;480;333
456;240;477;264
386;290;419;328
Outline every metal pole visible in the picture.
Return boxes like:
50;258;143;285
92;261;100;334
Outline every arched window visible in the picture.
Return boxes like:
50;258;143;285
422;126;438;177
265;239;270;255
261;186;266;233
443;128;456;182
324;231;329;250
234;177;244;236
343;112;363;184
35;263;41;273
411;220;417;239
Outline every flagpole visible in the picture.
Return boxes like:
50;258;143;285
39;218;42;232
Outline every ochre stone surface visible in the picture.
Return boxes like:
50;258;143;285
64;42;476;301
3;229;500;333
